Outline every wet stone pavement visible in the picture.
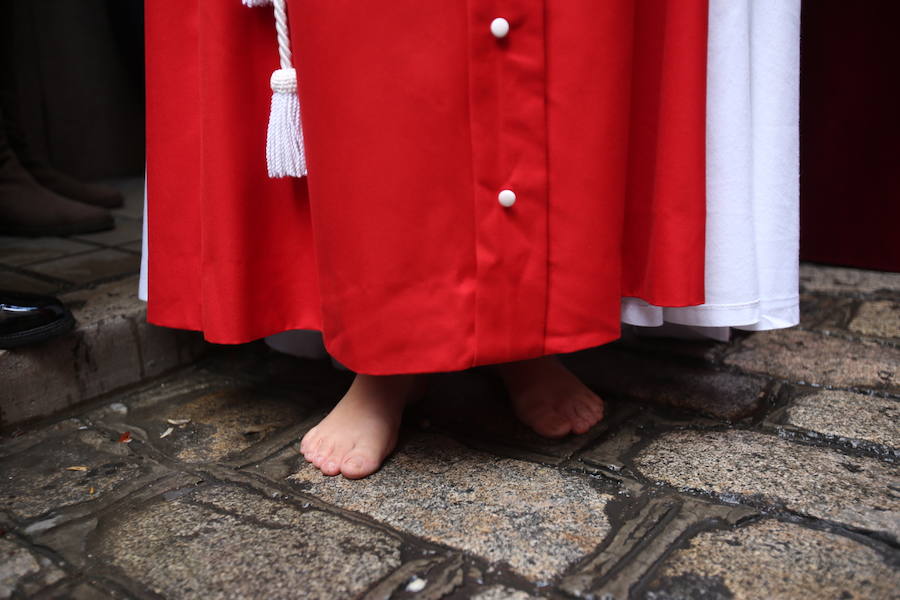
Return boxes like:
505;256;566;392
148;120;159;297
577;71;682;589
1;263;899;600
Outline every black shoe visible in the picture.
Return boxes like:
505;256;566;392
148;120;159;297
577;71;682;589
0;290;76;349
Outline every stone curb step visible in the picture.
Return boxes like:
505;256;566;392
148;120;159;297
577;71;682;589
1;276;207;428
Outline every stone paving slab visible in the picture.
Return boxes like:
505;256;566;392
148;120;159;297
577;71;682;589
641;519;900;600
559;494;755;600
576;421;647;477
0;536;66;598
633;429;900;543
84;368;240;416
565;347;769;422
0;419;85;460
287;433;616;582
361;554;467;600
849;300;900;340
0;421;167;523
469;585;543;600
26;248;140;287
800;263;900;296
1;277;206;428
24;472;200;576
798;293;857;332
724;329;899;393
85;376;321;466
92;483;404;600
0;236;98;267
28;580;117;600
0;268;62;295
772;387;900;453
1;336;86;427
574;408;721;479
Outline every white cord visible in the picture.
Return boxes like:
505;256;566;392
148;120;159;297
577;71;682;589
243;0;308;178
274;0;292;70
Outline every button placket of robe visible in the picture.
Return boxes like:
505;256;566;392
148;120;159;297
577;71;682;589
467;0;551;366
492;17;513;210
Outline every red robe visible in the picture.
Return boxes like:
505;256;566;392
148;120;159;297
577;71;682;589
145;0;708;375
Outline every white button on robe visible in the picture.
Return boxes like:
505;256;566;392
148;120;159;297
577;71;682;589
490;17;510;39
498;189;516;207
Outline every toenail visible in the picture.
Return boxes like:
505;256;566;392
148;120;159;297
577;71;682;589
325;462;337;472
346;457;363;469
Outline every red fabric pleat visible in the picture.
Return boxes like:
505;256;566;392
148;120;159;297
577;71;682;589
622;0;708;303
146;0;322;340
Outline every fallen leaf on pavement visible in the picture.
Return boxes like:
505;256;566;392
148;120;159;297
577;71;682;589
118;431;132;443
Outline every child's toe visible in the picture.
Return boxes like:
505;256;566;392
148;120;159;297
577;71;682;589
321;459;342;476
575;399;600;428
312;439;334;467
341;451;381;479
322;440;355;476
571;418;592;435
299;427;317;455
580;391;604;420
560;399;584;427
532;410;572;438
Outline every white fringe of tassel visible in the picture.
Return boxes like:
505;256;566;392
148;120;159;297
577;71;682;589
268;68;307;177
243;0;308;178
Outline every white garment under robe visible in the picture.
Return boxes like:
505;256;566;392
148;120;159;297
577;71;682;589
621;0;801;340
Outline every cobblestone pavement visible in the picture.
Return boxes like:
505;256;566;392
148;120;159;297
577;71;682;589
1;263;898;599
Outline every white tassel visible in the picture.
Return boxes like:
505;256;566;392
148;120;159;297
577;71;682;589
267;68;307;177
244;0;308;178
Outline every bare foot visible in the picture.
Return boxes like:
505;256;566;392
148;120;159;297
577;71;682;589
300;373;425;479
494;355;604;438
